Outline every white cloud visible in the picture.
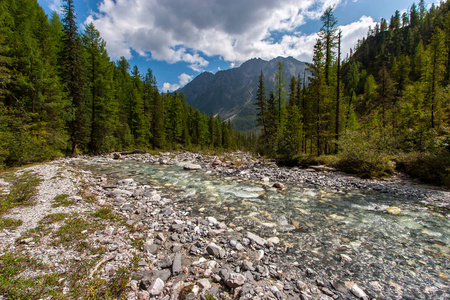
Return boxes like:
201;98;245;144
43;0;62;14
87;0;371;67
339;15;376;58
162;73;193;92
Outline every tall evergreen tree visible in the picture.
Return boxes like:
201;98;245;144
319;6;338;86
61;0;88;154
427;27;447;129
82;22;116;153
275;60;286;125
255;70;267;137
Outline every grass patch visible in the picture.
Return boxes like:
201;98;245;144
0;218;22;230
0;171;41;215
18;213;69;244
91;207;121;223
0;252;63;299
52;217;105;251
52;194;73;207
40;212;69;225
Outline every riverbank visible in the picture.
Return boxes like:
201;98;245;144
0;151;448;299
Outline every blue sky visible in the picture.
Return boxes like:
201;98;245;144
37;0;440;91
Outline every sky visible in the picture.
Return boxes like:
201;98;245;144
37;0;441;92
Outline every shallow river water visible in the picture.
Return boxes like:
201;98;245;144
78;159;450;299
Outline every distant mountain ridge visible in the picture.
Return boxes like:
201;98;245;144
178;56;309;131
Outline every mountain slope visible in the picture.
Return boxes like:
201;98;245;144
178;56;308;131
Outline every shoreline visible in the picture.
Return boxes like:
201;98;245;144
0;151;448;299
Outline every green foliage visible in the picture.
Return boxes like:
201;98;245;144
53;216;105;250
398;150;450;188
337;130;394;178
0;217;22;230
0;252;62;299
0;171;41;215
91;207;121;222
52;193;72;207
0;0;243;166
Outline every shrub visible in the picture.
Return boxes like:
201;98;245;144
337;130;394;178
397;150;450;187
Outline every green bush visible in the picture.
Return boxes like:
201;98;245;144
337;130;394;178
397;150;450;187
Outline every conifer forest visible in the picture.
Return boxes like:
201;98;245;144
0;0;449;186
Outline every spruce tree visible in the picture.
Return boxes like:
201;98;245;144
319;6;338;86
255;70;267;137
61;0;88;154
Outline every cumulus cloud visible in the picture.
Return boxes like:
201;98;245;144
42;0;63;14
162;73;193;92
87;0;372;68
339;15;376;58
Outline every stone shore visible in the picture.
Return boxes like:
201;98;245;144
0;151;448;299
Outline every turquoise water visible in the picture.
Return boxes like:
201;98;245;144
78;159;450;298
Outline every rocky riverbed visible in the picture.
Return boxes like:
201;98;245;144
0;151;449;299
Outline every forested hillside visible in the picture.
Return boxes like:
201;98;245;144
253;1;449;185
0;0;245;167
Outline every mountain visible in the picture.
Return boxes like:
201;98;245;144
178;56;309;131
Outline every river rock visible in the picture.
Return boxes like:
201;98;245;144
226;273;246;288
267;237;280;244
149;278;165;296
138;290;150;300
206;216;218;226
351;284;368;299
272;182;286;189
257;250;264;260
172;253;182;275
386;206;401;215
144;243;158;255
206;243;226;259
198;278;211;290
246;232;267;246
184;163;202;170
296;280;307;291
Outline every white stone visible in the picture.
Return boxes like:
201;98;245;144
149;278;165;296
351;284;368;299
257;250;265;260
267;237;280;244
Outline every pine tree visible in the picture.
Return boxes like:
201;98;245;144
377;65;396;129
152;88;166;149
82;22;111;153
288;76;297;106
319;6;338;86
61;0;88;154
255;70;267;137
426;27;446;129
307;39;326;155
275;60;286;125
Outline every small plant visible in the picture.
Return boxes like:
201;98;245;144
91;207;121;222
52;217;104;250
39;213;69;225
0;218;22;230
52;194;73;207
0;252;63;298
